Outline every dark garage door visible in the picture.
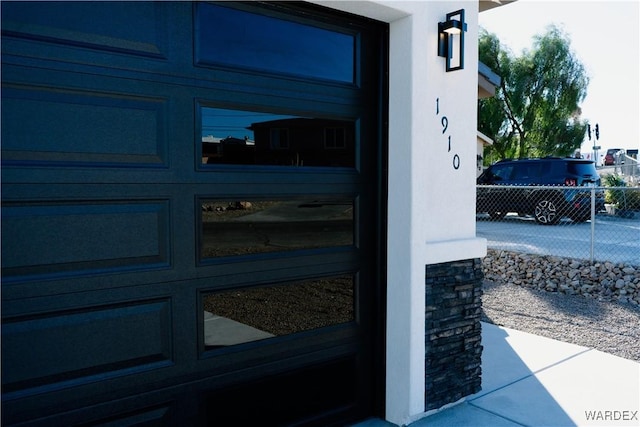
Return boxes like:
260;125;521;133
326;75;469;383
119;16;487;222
1;2;387;425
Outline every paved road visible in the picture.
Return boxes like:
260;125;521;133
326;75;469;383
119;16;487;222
476;214;640;265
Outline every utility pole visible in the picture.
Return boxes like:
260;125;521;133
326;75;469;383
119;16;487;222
588;123;600;165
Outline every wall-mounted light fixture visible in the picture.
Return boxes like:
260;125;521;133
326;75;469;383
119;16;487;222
438;9;467;72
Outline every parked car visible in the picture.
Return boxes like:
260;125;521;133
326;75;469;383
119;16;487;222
477;157;605;224
604;148;624;166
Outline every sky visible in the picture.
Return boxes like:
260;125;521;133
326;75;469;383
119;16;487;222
478;0;640;160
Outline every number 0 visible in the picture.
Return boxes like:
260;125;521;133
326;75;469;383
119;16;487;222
453;154;460;169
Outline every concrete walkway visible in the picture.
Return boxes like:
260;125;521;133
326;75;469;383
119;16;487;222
355;322;640;427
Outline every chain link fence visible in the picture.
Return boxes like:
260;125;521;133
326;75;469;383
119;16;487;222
599;153;640;181
476;185;640;266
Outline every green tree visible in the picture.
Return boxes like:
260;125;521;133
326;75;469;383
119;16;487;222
478;25;589;161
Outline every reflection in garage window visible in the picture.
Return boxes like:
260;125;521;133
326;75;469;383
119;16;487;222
200;107;355;167
270;128;290;150
203;276;354;349
325;127;346;149
200;199;354;259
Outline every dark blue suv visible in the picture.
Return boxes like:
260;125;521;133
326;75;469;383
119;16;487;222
477;157;605;224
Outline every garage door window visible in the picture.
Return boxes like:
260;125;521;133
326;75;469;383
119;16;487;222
200;107;356;167
195;3;355;83
199;198;354;260
202;275;355;350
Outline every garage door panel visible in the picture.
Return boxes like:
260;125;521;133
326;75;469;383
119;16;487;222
1;1;385;424
4;395;178;427
1;298;173;399
1;1;168;60
77;404;173;427
1;85;168;168
1;200;171;281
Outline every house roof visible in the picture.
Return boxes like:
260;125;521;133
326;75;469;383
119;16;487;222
478;61;501;98
477;1;512;96
247;117;349;130
477;130;493;146
479;0;517;13
479;61;501;87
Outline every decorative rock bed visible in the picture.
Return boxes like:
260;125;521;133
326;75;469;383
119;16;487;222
482;249;640;306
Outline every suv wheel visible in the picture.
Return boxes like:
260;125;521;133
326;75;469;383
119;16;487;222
534;197;560;224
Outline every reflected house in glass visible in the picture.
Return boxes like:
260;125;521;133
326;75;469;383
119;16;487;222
203;117;355;167
203;136;255;165
249;118;355;167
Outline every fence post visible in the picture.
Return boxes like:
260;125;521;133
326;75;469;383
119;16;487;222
590;187;596;263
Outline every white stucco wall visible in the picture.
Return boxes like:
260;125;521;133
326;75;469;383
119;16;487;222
311;2;485;425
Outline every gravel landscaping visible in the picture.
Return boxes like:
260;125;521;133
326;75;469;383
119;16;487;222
483;249;640;305
203;276;354;337
482;251;640;362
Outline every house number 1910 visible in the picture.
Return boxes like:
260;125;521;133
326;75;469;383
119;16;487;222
436;98;460;170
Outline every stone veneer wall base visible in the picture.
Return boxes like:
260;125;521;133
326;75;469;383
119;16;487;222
425;258;484;411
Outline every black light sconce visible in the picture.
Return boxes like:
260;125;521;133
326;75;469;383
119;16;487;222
438;9;467;72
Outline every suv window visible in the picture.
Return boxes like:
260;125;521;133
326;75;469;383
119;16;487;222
487;164;513;181
567;161;598;176
512;163;540;180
